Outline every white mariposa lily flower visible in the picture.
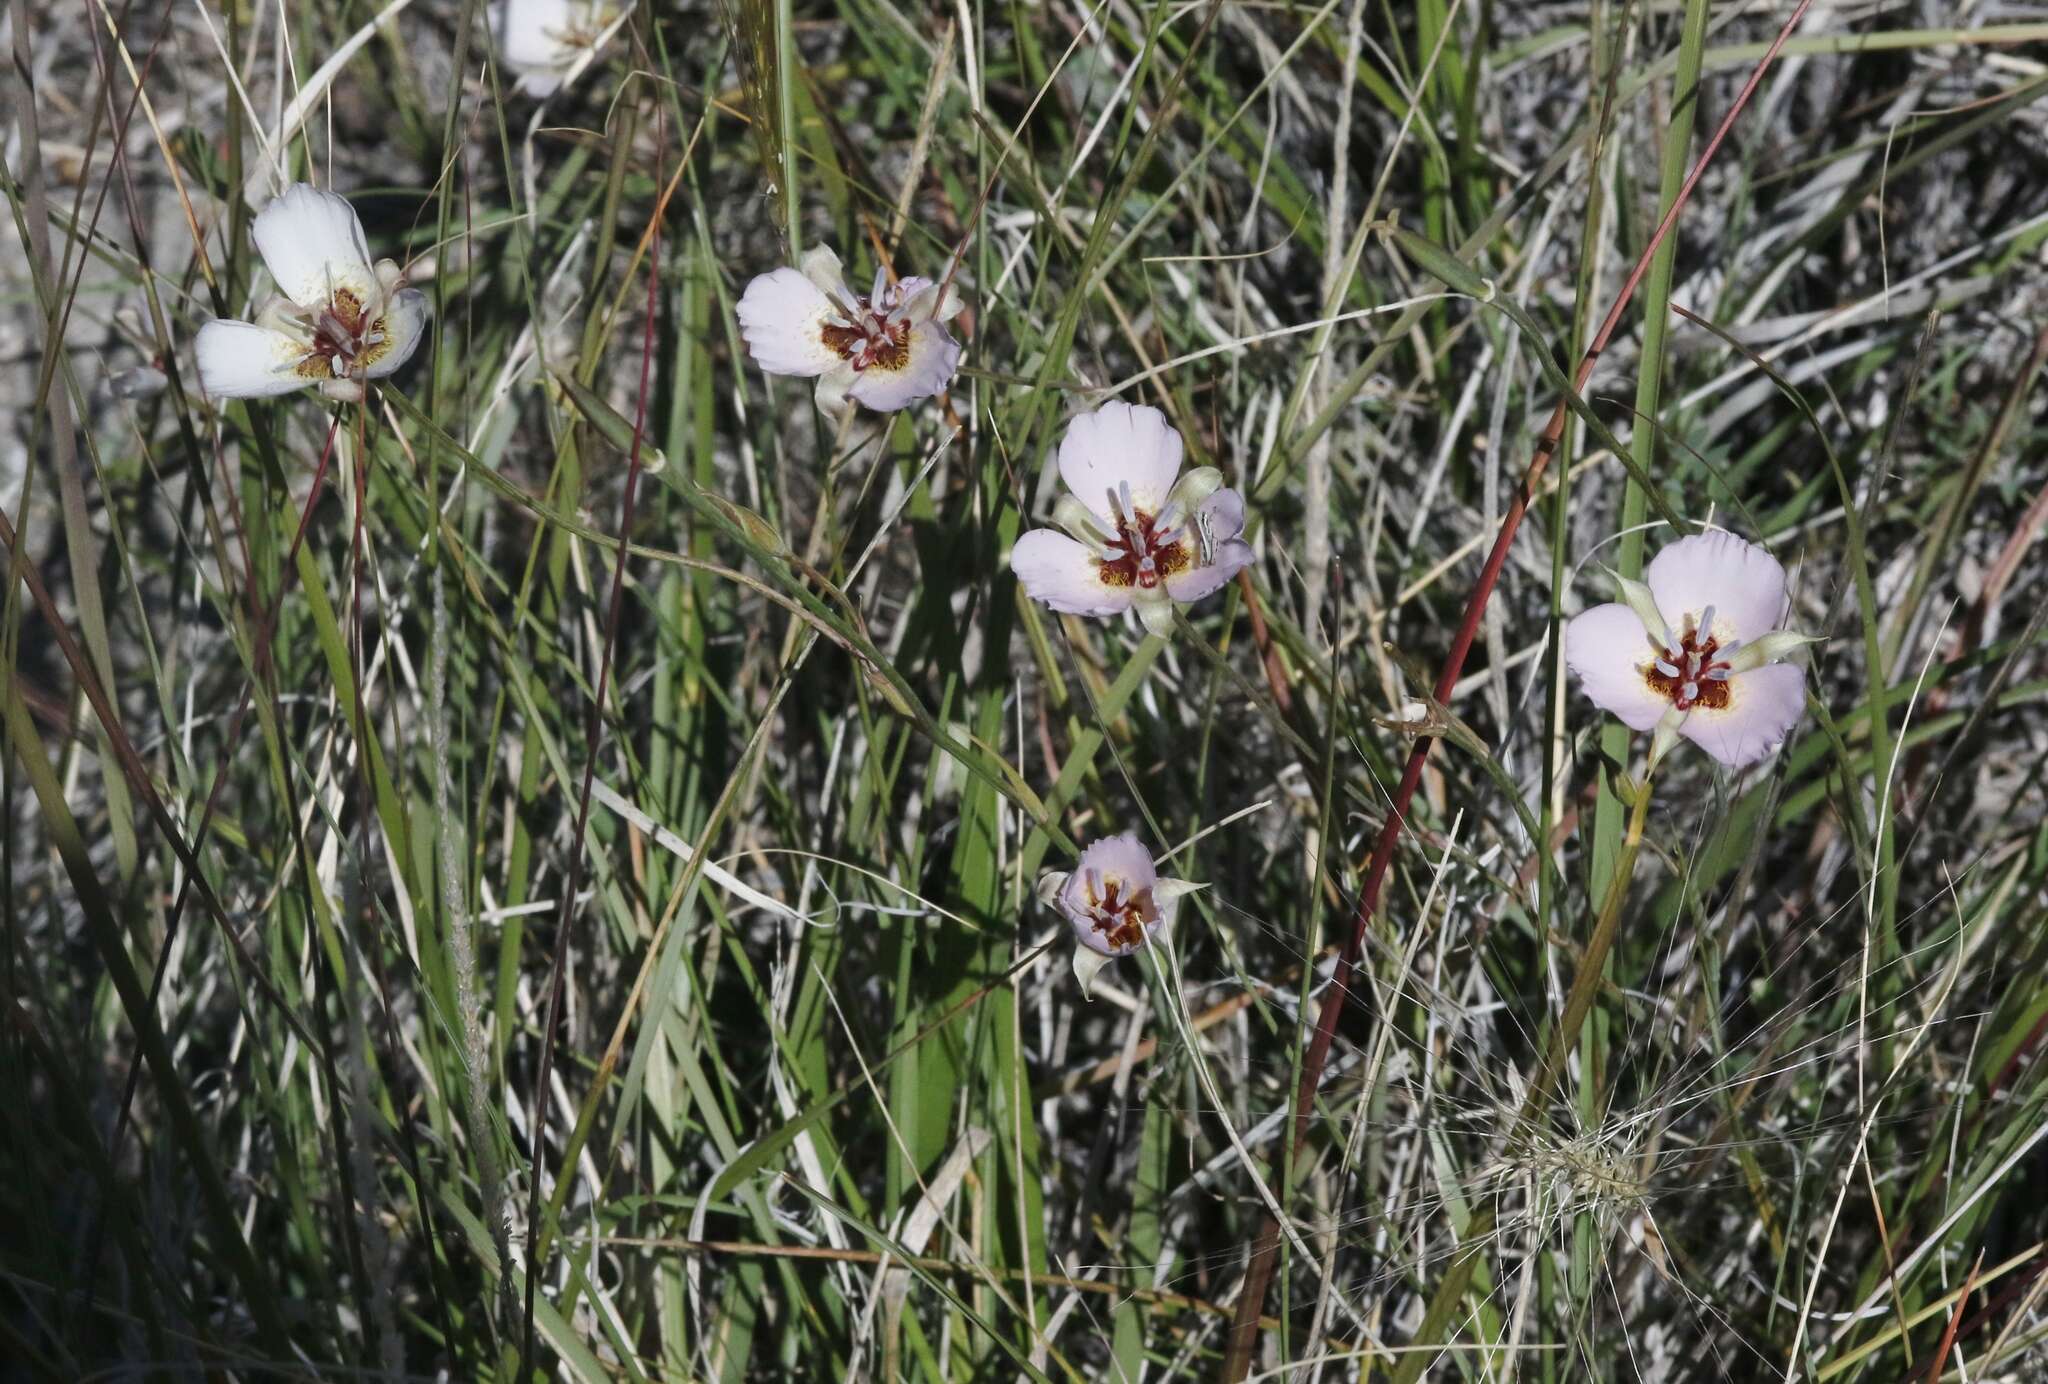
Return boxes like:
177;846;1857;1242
492;0;617;98
1565;530;1814;769
735;245;963;415
195;184;427;404
1037;833;1201;1000
1011;402;1255;636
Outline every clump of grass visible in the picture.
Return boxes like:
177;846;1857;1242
7;1;2048;1381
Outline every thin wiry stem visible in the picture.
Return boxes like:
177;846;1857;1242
517;117;668;1379
1217;3;1817;1376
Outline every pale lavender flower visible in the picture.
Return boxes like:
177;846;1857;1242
1011;402;1254;636
195;184;427;404
1566;530;1813;769
1038;832;1200;999
735;245;963;415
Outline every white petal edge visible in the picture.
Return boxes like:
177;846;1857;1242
252;183;376;308
1678;663;1806;768
1011;529;1134;618
735;267;840;378
195;319;313;399
846;319;961;411
1564;602;1670;733
363;287;430;379
1057;402;1184;526
1645;530;1787;646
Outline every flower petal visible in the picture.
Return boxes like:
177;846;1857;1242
1071;833;1157;893
1057;402;1183;526
1011;529;1133;618
1678;663;1805;768
736;267;840;378
497;0;574;82
362;287;429;379
1164;538;1253;605
1161;484;1252;604
845;319;962;411
195;319;313;399
1646;530;1787;645
1564;602;1670;732
889;275;935;308
1191;485;1245;543
253;183;376;308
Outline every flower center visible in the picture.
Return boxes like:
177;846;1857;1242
292;287;392;381
818;285;914;373
1643;605;1738;712
546;3;611;48
1095;484;1194;591
1080;871;1158;952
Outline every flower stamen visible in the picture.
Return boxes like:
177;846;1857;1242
1643;614;1736;713
291;285;400;383
817;277;918;373
1078;869;1159;952
1093;501;1193;591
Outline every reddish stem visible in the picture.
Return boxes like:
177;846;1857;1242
1925;1252;1985;1382
1216;4;1816;1375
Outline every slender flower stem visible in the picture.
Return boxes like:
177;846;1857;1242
1529;775;1652;1113
1384;772;1652;1384
1216;5;1815;1376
